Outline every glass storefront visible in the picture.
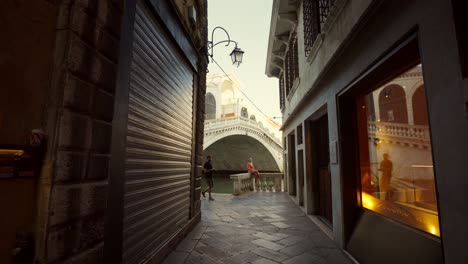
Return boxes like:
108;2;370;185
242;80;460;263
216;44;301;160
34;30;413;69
356;64;440;236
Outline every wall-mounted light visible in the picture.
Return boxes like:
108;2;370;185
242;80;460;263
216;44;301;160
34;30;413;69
208;26;244;67
383;88;392;98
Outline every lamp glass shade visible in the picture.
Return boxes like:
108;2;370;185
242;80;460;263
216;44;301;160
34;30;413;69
230;48;244;66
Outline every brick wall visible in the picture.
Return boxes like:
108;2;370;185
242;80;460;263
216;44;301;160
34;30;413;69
43;0;123;263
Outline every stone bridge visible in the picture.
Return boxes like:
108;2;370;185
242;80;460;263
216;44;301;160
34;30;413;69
203;116;283;172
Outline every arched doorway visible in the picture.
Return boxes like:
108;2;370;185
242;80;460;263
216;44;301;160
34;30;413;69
412;85;429;126
378;84;408;123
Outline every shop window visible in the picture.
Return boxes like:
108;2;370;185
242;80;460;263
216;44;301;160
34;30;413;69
357;64;440;237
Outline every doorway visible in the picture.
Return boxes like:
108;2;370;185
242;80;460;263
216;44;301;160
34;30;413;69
287;133;297;196
310;114;332;225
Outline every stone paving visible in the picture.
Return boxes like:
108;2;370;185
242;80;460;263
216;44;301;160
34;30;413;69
163;192;355;264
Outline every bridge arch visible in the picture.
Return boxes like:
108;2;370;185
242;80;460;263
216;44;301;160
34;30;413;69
204;135;280;172
204;120;283;171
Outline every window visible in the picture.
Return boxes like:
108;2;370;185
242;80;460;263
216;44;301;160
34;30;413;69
279;75;285;109
303;0;320;57
205;93;216;120
357;64;440;237
318;0;335;27
285;34;299;97
241;107;248;118
303;0;336;57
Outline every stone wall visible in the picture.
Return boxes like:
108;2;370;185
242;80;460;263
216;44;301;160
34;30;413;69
193;0;208;217
42;0;123;263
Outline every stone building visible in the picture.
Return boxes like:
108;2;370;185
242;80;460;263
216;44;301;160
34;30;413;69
0;0;207;263
266;0;468;263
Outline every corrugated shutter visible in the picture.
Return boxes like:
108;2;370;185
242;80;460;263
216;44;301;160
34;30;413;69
123;1;194;263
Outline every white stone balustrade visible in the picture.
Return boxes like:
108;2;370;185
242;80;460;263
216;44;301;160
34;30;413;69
230;172;283;195
368;121;431;142
230;173;254;195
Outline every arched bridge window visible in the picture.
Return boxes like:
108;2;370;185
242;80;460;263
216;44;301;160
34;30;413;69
250;115;256;121
205;93;216;120
378;84;408;123
241;107;248;118
412;85;429;126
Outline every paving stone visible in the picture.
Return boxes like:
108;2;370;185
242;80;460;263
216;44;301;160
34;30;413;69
282;252;328;264
164;193;350;264
251;257;280;264
274;233;292;238
195;245;231;260
162;251;188;264
279;243;320;257
206;231;229;240
252;247;291;262
186;251;220;264
221;251;261;264
320;248;354;264
200;237;232;250
176;238;198;253
223;243;259;256
253;232;282;241
265;213;282;218
276;236;306;247
308;232;337;248
221;216;236;222
252;239;285;251
225;234;257;244
187;225;208;240
270;222;290;229
264;217;287;222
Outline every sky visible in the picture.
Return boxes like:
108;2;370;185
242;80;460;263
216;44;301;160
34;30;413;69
207;0;281;121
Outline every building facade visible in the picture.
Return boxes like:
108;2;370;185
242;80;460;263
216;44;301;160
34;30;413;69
266;0;468;263
0;0;207;263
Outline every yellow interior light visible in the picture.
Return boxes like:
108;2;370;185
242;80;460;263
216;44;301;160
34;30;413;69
0;149;24;156
362;192;375;210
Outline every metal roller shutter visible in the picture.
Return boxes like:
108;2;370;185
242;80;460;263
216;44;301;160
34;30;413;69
123;1;194;263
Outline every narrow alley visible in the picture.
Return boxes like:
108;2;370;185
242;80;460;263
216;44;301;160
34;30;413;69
1;0;467;263
163;193;353;264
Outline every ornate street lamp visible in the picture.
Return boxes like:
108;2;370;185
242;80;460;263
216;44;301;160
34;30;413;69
208;26;244;66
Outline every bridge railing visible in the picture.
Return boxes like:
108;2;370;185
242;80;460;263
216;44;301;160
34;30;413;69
205;117;281;143
367;121;431;142
230;172;283;195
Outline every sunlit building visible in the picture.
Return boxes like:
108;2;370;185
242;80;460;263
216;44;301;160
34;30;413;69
266;0;468;263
